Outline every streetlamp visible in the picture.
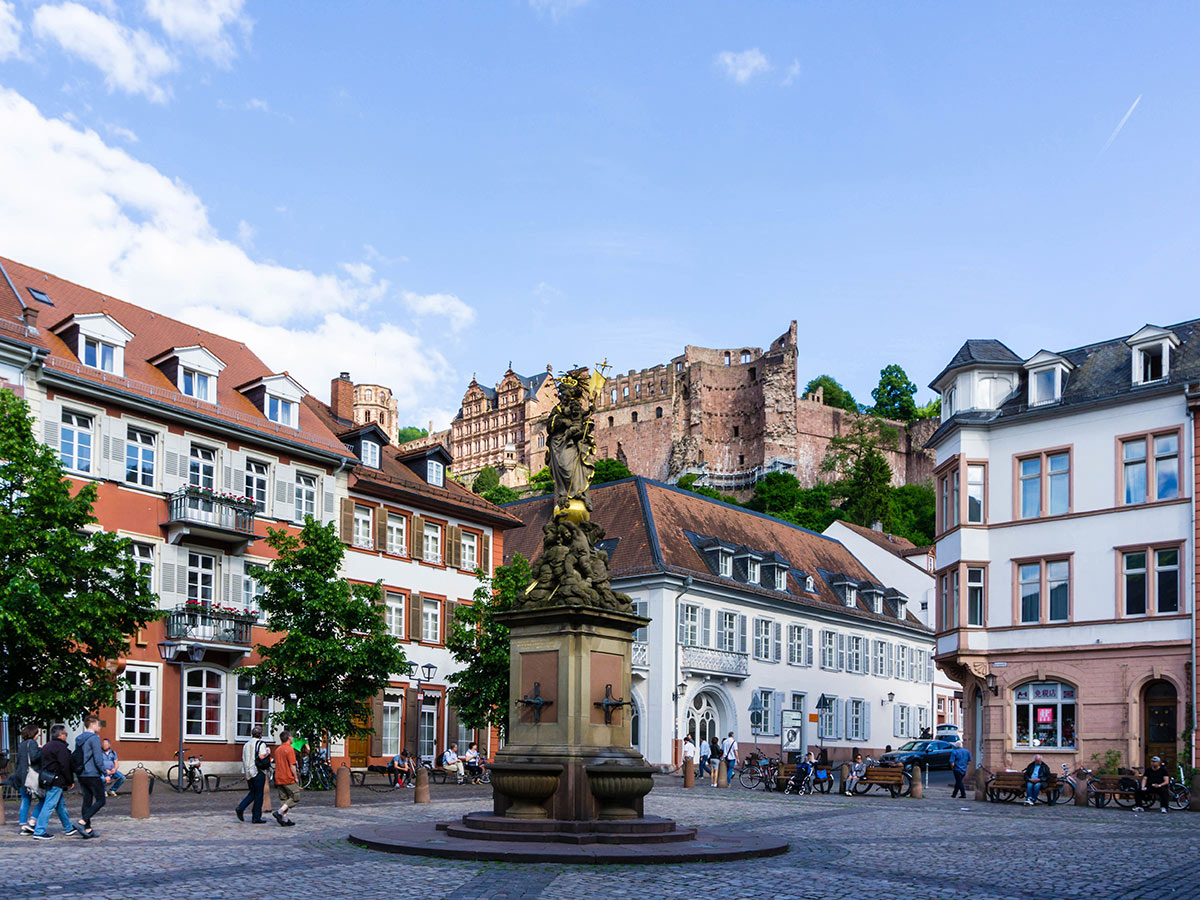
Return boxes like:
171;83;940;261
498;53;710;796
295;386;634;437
407;662;437;763
671;680;688;765
985;673;998;696
157;641;206;791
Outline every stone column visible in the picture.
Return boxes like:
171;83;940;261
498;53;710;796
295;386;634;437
414;766;430;804
1073;768;1089;807
684;759;694;788
335;765;351;808
717;757;728;788
130;768;150;819
909;763;923;799
974;766;990;802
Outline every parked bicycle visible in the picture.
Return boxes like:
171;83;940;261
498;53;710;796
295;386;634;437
739;754;780;790
166;748;206;793
1049;763;1083;805
299;752;336;791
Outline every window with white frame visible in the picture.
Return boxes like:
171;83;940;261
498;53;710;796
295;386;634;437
848;636;865;674
967;567;985;626
188;445;216;510
266;395;296;427
242;563;266;617
1030;368;1058;405
679;603;700;645
385;591;405;639
820;631;837;669
897;703;912;738
791;692;805;712
235;672;270;740
746;558;760;584
717;611;737;651
428;460;445;487
804;575;815;592
461;532;478;570
423;522;442;563
187;551;215;603
632;599;649;642
718;552;732;577
125;428;155;487
874;640;886;676
184;667;224;738
120;665;157;738
361;440;380;468
60;410;93;473
382;696;403;756
422;597;441;642
966;464;985;524
83;336;116;373
181;368;212;402
774;567;787;591
818;695;837;738
294;472;316;522
130;542;154;591
353;505;374;548
847;699;866;741
755;689;773;735
386;514;407;555
896;645;909;680
1154;434;1180;500
753;618;773;660
244;460;268;512
787;624;807;665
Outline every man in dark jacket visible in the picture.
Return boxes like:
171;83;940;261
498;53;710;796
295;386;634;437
31;725;76;840
1135;756;1172;813
1023;754;1051;805
74;715;107;838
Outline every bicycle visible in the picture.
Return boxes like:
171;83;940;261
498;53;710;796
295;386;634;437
1050;763;1084;805
299;753;335;791
166;749;206;793
739;754;780;790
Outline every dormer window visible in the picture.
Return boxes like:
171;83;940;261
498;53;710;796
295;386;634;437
718;552;732;577
182;368;212;401
869;593;883;615
1126;325;1180;386
1031;369;1056;405
774;568;787;591
267;395;296;426
238;373;307;429
1024;351;1072;407
52;312;133;378
1139;344;1164;382
152;345;226;405
83;337;115;373
844;585;857;607
361;440;380;468
746;559;760;584
428;459;444;487
804;575;815;592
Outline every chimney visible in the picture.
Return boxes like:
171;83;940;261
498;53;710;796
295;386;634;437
331;371;353;422
871;520;883;532
21;306;38;331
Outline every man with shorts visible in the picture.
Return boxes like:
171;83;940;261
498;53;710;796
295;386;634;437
272;730;300;826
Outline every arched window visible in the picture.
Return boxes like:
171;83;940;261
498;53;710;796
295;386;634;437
1013;681;1076;749
364;389;373;401
185;667;225;738
655;407;663;419
723;352;731;366
631;411;638;423
611;388;617;404
607;416;614;427
687;692;720;748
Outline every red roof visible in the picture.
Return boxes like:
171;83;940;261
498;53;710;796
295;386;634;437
834;521;932;559
0;256;347;457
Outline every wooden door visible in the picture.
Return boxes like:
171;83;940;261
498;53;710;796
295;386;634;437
1144;680;1177;771
347;715;369;767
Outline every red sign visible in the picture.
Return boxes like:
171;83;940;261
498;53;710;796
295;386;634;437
1036;707;1054;724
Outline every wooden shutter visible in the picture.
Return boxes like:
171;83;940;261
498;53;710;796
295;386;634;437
445;526;460;568
404;688;419;752
369;691;385;758
480;532;491;574
374;509;387;551
445;705;459;751
410;592;423;641
340;498;354;543
444;599;456;643
322;476;336;524
411;515;425;559
41;400;60;450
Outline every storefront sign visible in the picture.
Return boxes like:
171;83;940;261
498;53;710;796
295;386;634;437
1036;707;1055;724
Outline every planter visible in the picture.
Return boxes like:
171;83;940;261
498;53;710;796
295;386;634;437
489;763;563;819
585;763;656;820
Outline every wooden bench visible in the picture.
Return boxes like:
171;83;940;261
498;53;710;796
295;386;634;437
986;771;1059;804
851;765;910;797
774;762;834;793
1086;775;1139;808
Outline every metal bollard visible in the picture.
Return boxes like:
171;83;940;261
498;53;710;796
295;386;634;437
414;766;430;804
716;758;728;789
909;764;923;799
684;759;695;788
130;768;151;819
335;765;351;808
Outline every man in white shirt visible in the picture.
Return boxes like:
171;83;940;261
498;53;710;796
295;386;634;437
681;734;697;778
235;725;272;823
720;732;739;786
442;743;465;784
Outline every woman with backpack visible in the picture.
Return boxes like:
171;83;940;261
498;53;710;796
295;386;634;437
11;724;41;834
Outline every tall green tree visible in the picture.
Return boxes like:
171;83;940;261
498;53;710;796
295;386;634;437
482;484;520;505
870;365;919;423
838;447;895;528
889;482;936;546
745;470;803;515
472;465;500;495
821;415;899;480
0;389;160;723
446;554;532;740
914;397;941;420
591;457;633;485
788;483;845;533
396;425;429;444
803;375;859;413
253;519;407;742
528;466;553;495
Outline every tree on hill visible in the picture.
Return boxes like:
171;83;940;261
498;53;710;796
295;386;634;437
889;482;935;546
914;396;941;419
803;375;859;413
591;457;633;485
0;389;161;723
837;446;895;529
482;484;520;505
745;470;803;516
396;425;429;444
821;416;899;481
472;465;500;495
446;554;532;740
870;365;918;423
528;466;553;495
252;518;408;743
676;473;741;505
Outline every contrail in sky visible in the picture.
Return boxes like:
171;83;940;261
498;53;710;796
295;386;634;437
1101;94;1142;154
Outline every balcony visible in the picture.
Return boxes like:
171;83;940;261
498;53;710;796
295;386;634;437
165;487;256;552
165;604;254;652
680;644;749;680
632;641;649;670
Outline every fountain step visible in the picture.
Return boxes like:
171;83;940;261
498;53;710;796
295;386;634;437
457;812;681;835
442;820;697;845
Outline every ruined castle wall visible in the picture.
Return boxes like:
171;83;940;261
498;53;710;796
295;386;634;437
794;396;935;489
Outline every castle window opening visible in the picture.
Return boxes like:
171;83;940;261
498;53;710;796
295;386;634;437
611;388;617;404
740;351;751;364
655;407;662;419
749;367;756;381
623;386;629;399
631;412;639;423
739;454;745;466
635;384;641;397
608;416;614;427
723;352;731;366
675;362;682;372
733;426;739;437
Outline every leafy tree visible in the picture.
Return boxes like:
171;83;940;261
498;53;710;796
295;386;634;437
870;365;919;423
482;484;520;505
446;554;532;740
253;518;407;742
396;425;429;444
591;457;633;485
914;397;941;419
838;447;895;529
528;466;553;495
0;389;161;723
472;465;500;495
745;471;804;515
889;482;935;546
821;416;899;480
803;375;858;413
788;483;845;533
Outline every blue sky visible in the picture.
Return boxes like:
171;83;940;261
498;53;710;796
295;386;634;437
1;1;1198;427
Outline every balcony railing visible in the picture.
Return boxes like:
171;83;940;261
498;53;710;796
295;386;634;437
632;641;649;668
166;488;257;538
680;644;749;678
166;604;253;646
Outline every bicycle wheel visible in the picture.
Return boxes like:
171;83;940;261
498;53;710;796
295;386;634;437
1169;786;1190;811
165;765;184;791
1089;787;1108;808
479;768;491;785
818;776;832;794
739;767;762;789
900;770;913;797
191;768;205;793
1112;792;1137;809
1053;781;1075;805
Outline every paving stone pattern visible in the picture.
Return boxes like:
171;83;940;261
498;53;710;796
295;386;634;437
1;778;1198;900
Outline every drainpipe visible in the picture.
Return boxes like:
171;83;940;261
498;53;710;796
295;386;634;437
1188;389;1199;766
671;575;694;767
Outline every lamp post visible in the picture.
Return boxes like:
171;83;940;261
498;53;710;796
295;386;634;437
157;641;206;792
407;662;438;762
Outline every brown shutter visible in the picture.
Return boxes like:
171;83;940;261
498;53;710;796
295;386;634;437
411;515;425;558
447;526;461;568
404;687;419;753
369;691;384;758
340;498;354;543
481;532;491;574
374;509;387;551
444;599;456;642
446;704;459;751
410;591;423;641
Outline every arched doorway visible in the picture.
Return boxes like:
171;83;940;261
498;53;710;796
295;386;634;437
1143;680;1178;770
686;691;721;748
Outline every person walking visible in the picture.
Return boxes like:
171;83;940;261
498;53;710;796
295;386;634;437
272;730;300;826
30;725;77;840
698;736;711;780
720;731;739;786
949;741;971;799
681;734;697;777
12;724;41;835
235;725;271;823
74;715;107;838
100;738;125;796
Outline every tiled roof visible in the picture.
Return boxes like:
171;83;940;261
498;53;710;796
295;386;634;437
834;521;929;558
929;339;1023;387
0;256;349;458
503;478;929;633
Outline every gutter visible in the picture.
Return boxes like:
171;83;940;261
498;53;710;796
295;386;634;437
1187;386;1200;764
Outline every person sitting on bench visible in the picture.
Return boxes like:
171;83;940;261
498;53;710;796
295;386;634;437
1023;754;1050;805
1134;756;1171;813
441;743;465;783
389;749;414;787
463;742;483;783
844;752;866;796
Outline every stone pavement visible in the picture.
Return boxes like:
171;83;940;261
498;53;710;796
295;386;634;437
1;776;1198;900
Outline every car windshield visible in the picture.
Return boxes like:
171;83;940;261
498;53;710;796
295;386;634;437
897;741;929;752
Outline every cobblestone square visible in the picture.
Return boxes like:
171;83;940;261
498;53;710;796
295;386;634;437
3;776;1198;900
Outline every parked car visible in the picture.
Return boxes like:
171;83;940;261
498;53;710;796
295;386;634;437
934;724;961;742
879;740;955;770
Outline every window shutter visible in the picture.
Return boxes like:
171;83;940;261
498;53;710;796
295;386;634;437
805;627;813;666
737;614;747;654
41;400;60;451
886;643;894;678
340;498;355;543
410;592;423;639
773;690;785;735
863;701;871;743
677;603;687;645
104;426;126;481
909;647;918;681
837;633;845;671
222;459;233;491
404;687;419;750
926;652;935;684
374;509;387;552
446;526;462;568
772;622;782;662
274;465;294;512
701;608;711;647
411;515;425;558
893;703;901;737
835;699;845;740
322;476;335;524
445;704;459;751
444;599;456;643
369;691;384;758
480;532;491;574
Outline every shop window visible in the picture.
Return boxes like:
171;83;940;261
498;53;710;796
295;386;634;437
1014;681;1076;749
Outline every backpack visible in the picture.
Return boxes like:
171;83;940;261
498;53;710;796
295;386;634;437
254;741;272;772
71;741;87;775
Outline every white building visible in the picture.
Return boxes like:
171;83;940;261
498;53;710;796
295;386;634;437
504;478;938;767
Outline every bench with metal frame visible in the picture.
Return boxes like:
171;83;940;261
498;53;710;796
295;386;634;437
852;764;911;798
986;771;1060;804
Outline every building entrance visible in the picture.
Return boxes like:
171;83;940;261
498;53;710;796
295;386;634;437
1143;680;1178;771
686;692;720;748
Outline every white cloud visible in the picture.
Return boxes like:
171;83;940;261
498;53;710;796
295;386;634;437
104;121;138;142
0;86;455;417
0;1;21;60
781;59;801;87
244;97;268;112
32;3;176;103
236;218;255;248
403;290;477;333
715;48;771;85
528;0;588;20
142;0;249;65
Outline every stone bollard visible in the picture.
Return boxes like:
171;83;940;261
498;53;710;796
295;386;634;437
335;765;351;808
684;759;694;788
262;775;272;814
1073;768;1089;807
130;768;151;819
414;765;431;804
974;766;990;802
838;762;850;795
717;758;728;789
1190;771;1200;813
0;788;6;825
909;764;923;799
